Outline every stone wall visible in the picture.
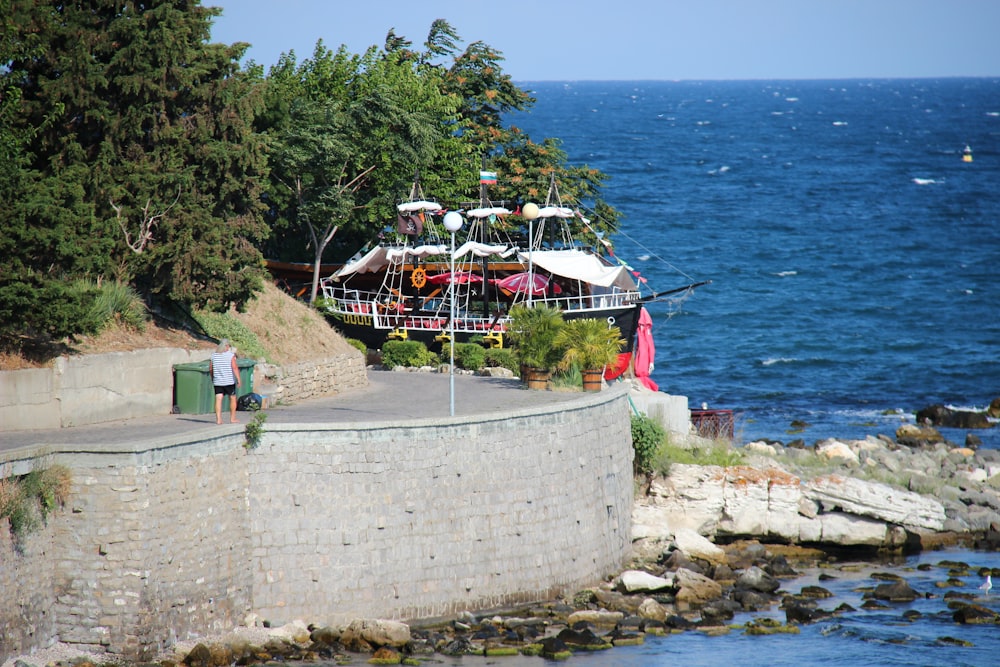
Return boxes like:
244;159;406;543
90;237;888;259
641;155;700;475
0;348;367;431
0;388;632;662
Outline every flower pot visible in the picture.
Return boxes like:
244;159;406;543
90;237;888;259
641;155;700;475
581;368;603;392
522;366;551;390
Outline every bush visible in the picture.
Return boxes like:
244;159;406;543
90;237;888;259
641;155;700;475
1;465;72;542
452;342;486;370
652;441;744;475
192;310;269;361
483;347;518;374
346;338;367;355
631;413;666;475
381;339;436;368
87;280;148;332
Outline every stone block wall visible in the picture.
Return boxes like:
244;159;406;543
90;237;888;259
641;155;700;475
0;389;632;662
0;348;367;431
249;392;633;626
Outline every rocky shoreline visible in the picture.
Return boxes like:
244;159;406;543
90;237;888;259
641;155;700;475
6;423;1000;667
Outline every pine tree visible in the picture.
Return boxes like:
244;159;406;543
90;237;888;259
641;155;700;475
0;0;269;349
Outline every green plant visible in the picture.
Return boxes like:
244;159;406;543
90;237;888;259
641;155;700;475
452;342;486;370
507;304;564;370
381;339;437;368
1;464;72;542
192;310;269;361
346;338;368;355
631;413;665;475
554;318;625;372
74;279;149;332
244;412;268;450
483;347;518;374
551;364;583;390
652;440;745;475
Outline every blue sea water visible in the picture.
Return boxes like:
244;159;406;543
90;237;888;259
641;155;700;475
514;79;1000;448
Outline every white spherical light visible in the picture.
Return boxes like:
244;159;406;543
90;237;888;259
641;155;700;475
443;210;464;232
522;202;540;221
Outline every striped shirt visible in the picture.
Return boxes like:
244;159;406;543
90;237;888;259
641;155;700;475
210;351;237;386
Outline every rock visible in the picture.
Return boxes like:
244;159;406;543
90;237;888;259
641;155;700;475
556;627;610;649
816;440;859;465
182;643;212;667
868;580;920;602
805;474;946;531
732;588;772;611
672;527;727;565
784;600;826;624
916;404;993;429
674;567;723;605
566;609;624;627
736;566;780;594
896;423;945;445
618;569;673;593
339;618;410;649
952;603;1000;624
637;597;668;622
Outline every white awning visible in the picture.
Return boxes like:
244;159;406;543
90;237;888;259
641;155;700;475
453;241;518;260
333;244;449;279
466;206;511;218
536;206;574;218
518;249;637;291
397;200;442;213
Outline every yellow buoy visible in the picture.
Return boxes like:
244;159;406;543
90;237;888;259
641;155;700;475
963;145;973;162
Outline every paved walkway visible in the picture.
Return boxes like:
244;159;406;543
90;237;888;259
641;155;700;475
0;370;588;452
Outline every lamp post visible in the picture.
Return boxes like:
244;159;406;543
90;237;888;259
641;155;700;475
442;210;465;416
521;202;540;305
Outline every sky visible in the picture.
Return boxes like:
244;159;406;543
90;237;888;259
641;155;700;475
208;0;1000;81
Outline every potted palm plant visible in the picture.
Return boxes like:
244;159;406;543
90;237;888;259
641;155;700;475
506;304;564;389
554;318;626;391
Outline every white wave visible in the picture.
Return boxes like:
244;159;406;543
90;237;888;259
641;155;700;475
912;177;936;185
775;270;797;277
637;254;650;261
987;111;999;117
832;121;848;126
761;357;798;366
786;97;799;102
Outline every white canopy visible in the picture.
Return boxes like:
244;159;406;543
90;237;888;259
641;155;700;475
466;206;511;218
453;241;518;260
333;244;449;279
536;206;574;218
518;249;637;291
397;200;442;213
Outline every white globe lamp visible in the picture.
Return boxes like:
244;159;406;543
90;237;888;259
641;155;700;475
443;210;464;232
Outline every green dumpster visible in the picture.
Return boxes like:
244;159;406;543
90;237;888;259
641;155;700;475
173;357;256;414
237;358;255;395
172;360;214;414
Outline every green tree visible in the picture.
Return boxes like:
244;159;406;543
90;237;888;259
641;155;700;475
0;0;269;350
259;38;466;301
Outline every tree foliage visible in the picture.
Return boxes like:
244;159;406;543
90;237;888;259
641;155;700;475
0;5;624;351
0;0;268;349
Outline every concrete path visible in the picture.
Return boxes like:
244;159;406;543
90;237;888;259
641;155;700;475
0;370;587;452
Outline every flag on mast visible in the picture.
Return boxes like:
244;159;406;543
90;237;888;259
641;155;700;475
479;170;497;184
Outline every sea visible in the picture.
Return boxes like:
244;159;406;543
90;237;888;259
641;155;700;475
513;78;1000;450
483;78;999;667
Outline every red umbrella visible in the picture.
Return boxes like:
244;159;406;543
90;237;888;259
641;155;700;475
426;271;483;285
634;307;658;391
490;272;562;296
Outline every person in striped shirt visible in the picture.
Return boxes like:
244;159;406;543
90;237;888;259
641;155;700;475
208;338;241;424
